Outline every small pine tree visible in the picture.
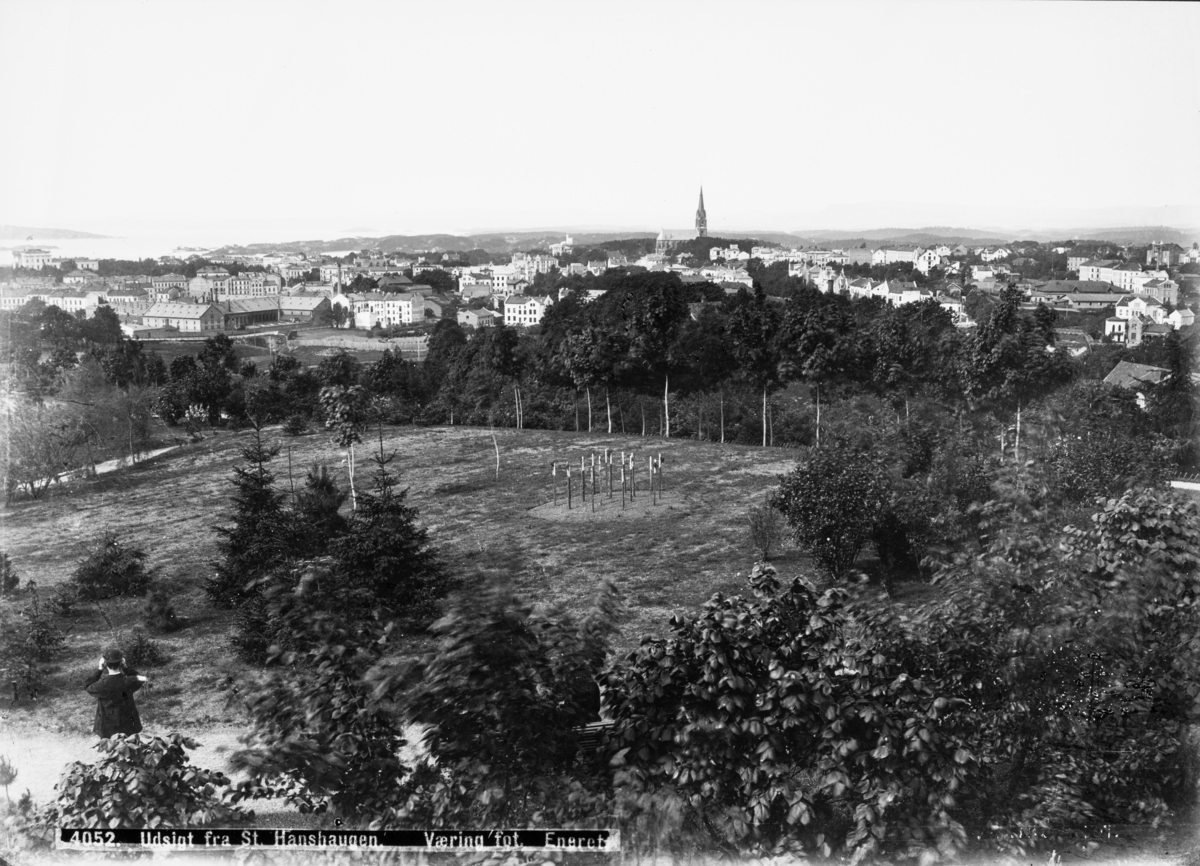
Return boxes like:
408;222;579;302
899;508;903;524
207;424;293;608
71;531;153;600
293;463;349;558
328;432;446;626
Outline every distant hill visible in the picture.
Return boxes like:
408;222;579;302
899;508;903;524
210;225;1200;257
1053;226;1199;246
214;231;664;256
797;226;1006;243
0;224;111;240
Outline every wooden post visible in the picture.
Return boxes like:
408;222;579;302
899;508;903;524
567;468;572;509
591;466;596;513
621;467;626;508
649;456;655;505
658;453;663;493
552;462;558;507
607;453;613;497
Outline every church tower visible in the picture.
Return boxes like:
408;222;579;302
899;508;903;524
695;187;707;237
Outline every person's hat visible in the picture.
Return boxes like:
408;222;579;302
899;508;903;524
103;646;125;666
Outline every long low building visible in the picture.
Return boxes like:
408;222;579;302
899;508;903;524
143;302;224;331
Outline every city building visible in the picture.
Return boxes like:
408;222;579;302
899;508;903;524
457;308;497;329
503;294;552;326
143;303;224;332
14;249;55;269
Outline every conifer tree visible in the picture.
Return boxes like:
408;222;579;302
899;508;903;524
207;424;293;608
293;463;349;558
328;429;446;626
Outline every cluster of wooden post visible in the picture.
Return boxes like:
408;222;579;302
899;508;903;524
550;450;665;510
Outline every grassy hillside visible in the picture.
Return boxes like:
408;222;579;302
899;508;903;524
1;424;810;735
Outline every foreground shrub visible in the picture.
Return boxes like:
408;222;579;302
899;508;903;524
26;734;251;831
231;564;409;819
864;480;1200;854
771;443;889;579
71;530;153;599
606;562;972;861
370;578;622;829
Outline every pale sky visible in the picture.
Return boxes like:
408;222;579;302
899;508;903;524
1;0;1198;243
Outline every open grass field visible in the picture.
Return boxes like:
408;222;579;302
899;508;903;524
0;426;810;801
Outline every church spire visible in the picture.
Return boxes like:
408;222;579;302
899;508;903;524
695;187;707;237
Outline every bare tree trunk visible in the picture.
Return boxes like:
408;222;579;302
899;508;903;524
575;391;579;432
586;387;592;433
606;387;612;433
762;387;768;448
1014;401;1021;465
815;384;821;449
769;397;774;447
640;398;645;437
720;391;725;444
663;373;671;438
348;442;357;510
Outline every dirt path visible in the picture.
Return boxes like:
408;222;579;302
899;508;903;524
0;716;249;806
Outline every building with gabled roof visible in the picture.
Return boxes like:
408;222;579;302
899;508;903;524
503;294;552;326
143;303;224;331
1103;360;1169;391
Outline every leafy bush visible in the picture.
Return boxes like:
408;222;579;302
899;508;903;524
282;413;309;436
0;553;17;596
372;577;622;829
71;530;153;600
869;480;1200;854
770;443;889;578
231;563;409;819
605;562;972;860
746;504;785;561
144;585;183;632
29;734;251;830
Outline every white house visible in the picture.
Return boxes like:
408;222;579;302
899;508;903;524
354;292;421;328
457;308;497;329
914;249;941;275
1168;307;1195;329
14;249;54;269
503;294;552;326
871;248;920;266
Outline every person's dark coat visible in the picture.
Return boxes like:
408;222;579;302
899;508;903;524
84;668;143;737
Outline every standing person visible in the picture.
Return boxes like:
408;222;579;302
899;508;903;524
84;647;146;738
